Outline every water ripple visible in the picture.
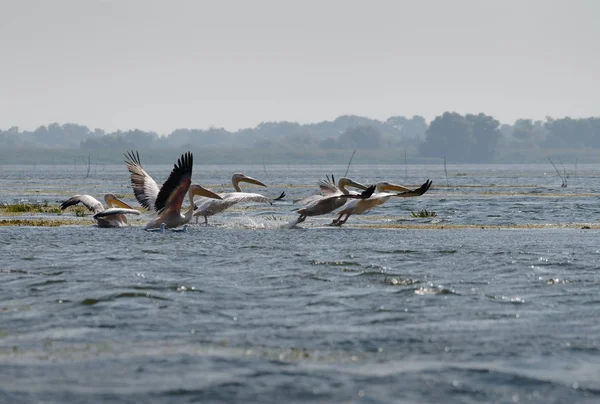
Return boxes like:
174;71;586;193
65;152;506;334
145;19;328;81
80;293;171;305
2;164;600;403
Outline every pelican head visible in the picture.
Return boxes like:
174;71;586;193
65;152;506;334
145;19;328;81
376;182;412;193
189;184;222;200
232;173;267;191
338;178;369;193
104;193;135;209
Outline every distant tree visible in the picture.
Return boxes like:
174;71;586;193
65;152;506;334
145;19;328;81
466;113;501;162
319;137;340;150
499;123;513;138
251;128;318;152
122;129;158;148
7;126;19;134
7;113;600;164
80;134;136;150
197;127;233;146
512;119;534;141
249;121;302;141
544;117;600;148
0;126;26;147
284;131;319;150
32;125;49;144
419;112;473;161
584;118;600;147
30;123;91;148
338;125;382;149
418;112;501;162
165;128;193;147
333;115;382;131
386;115;427;139
80;129;155;150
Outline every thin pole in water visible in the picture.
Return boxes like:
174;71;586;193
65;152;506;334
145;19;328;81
344;149;356;178
444;156;449;187
404;148;408;182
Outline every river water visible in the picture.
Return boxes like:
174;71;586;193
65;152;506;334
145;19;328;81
1;163;600;403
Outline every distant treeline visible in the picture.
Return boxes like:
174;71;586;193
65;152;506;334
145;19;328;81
1;113;599;164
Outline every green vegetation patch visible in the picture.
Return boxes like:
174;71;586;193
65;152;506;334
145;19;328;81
0;219;68;227
66;206;88;217
2;202;62;214
411;209;438;218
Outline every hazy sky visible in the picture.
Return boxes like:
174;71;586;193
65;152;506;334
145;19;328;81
1;0;598;133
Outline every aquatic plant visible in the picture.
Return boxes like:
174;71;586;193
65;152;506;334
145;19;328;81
2;202;61;214
73;206;87;217
411;209;437;218
0;219;63;227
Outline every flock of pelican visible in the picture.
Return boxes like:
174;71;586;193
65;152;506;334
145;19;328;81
60;151;432;229
193;173;285;225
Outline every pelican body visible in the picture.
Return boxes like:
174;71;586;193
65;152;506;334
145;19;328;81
60;193;140;228
193;173;285;224
124;151;222;230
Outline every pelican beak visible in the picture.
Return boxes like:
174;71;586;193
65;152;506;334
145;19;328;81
346;180;369;191
378;182;412;192
109;195;136;209
191;185;222;200
240;175;267;187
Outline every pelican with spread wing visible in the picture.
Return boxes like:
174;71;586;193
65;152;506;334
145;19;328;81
295;184;376;224
317;174;415;198
60;193;140;228
332;179;433;225
124;150;222;230
193;173;285;224
293;175;372;207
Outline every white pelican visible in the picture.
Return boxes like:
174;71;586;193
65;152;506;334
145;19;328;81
295;184;376;224
332;179;432;225
60;193;141;228
193;173;285;224
124;150;222;230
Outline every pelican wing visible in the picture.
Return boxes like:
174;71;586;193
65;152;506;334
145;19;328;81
124;150;160;211
318;174;341;196
194;191;271;218
392;179;432;198
293;194;322;205
60;195;104;214
222;192;270;203
93;208;141;219
222;191;285;204
297;195;344;217
194;197;230;216
155;152;193;215
347;184;376;199
293;175;338;204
